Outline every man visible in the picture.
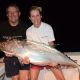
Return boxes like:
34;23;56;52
26;6;65;80
0;4;30;80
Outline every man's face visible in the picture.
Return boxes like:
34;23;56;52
29;10;42;27
7;7;20;23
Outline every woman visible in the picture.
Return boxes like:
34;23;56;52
26;6;65;80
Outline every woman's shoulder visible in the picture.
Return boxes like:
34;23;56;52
42;22;52;29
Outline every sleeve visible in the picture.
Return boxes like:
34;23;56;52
47;25;55;42
26;29;29;40
26;28;31;40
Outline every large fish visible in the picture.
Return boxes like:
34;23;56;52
0;39;79;68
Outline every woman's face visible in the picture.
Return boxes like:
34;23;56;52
29;10;42;28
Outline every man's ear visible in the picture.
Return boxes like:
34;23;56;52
41;15;42;19
29;17;31;20
41;15;42;18
19;12;21;17
6;14;8;17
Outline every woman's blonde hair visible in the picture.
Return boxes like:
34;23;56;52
29;6;42;16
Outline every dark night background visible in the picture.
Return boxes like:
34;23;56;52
0;0;80;56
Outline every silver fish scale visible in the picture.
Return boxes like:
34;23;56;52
0;39;79;67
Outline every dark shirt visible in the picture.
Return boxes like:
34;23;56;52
0;21;27;41
0;21;28;57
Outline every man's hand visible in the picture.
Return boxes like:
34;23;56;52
3;51;15;57
22;56;30;64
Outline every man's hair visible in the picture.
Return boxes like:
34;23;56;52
6;4;20;13
29;6;42;16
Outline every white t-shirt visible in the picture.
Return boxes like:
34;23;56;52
26;22;55;45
